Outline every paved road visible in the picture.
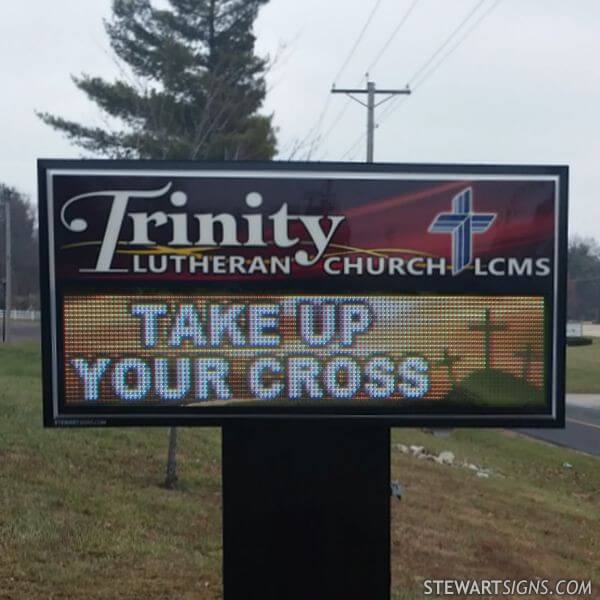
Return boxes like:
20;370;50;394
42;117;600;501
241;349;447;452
519;395;600;456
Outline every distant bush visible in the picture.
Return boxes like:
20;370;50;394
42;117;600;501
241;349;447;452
567;336;594;346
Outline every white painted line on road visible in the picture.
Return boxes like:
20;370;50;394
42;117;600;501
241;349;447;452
566;417;600;431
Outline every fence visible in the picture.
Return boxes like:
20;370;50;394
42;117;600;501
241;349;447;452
0;309;40;320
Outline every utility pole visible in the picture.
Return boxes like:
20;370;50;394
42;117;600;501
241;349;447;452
332;80;410;162
3;197;10;342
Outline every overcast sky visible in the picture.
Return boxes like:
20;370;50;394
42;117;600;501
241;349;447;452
1;0;598;237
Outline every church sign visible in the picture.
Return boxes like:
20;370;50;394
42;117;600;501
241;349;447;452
38;161;568;427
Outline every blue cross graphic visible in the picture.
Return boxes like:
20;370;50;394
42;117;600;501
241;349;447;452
428;188;496;275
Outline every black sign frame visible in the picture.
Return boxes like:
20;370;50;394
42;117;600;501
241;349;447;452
38;159;568;428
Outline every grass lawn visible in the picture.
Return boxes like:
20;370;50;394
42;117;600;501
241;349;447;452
0;341;599;599
566;338;600;393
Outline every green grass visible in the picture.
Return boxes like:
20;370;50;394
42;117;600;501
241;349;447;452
389;428;600;598
567;337;600;392
0;342;223;599
0;341;599;599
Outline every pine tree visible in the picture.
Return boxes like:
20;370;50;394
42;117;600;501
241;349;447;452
38;0;277;160
38;0;278;490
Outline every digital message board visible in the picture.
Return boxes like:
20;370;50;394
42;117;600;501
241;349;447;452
38;161;567;427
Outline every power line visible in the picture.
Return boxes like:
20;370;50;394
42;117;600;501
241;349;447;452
377;0;502;126
409;0;487;84
341;131;366;161
412;0;502;88
377;94;410;124
332;0;421;160
293;96;332;160
332;0;424;161
320;101;353;145
333;0;384;85
295;0;384;157
339;0;502;159
364;0;421;75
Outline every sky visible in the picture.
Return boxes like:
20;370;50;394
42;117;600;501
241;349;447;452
0;0;598;237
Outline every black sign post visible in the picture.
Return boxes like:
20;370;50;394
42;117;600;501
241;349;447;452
223;423;390;599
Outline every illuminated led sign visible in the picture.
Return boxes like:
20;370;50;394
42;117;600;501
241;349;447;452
38;161;568;426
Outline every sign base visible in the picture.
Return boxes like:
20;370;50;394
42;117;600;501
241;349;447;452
222;423;391;600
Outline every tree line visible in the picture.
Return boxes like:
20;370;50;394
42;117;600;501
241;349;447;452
0;185;38;310
567;237;600;322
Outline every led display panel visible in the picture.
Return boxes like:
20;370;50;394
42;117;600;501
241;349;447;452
63;293;546;408
38;161;568;426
